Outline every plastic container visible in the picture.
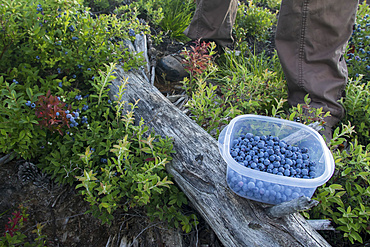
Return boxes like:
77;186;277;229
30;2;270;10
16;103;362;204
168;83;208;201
218;114;335;205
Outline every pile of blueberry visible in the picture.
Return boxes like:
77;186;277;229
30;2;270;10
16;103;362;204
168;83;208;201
227;170;313;204
226;133;320;204
230;133;317;179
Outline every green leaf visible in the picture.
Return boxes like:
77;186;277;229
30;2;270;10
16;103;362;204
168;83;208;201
350;231;363;243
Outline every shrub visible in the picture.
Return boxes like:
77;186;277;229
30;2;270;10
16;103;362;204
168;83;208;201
0;0;147;160
216;47;287;116
345;1;370;82
129;0;195;42
307;132;370;245
0;205;47;246
234;0;276;43
340;76;370;146
0;0;197;233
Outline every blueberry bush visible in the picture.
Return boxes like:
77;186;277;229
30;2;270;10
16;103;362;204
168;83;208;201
0;0;197;243
234;0;277;43
178;1;370;245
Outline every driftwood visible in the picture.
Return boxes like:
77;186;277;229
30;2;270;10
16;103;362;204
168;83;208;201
307;220;335;231
267;196;319;218
108;35;331;247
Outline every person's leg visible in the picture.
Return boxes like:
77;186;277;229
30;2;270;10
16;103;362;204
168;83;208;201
184;0;238;48
275;0;358;128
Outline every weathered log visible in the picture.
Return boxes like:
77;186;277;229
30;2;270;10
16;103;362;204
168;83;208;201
108;37;331;247
267;196;319;218
307;220;335;231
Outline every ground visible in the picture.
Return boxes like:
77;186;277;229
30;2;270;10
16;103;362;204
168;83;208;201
0;158;223;247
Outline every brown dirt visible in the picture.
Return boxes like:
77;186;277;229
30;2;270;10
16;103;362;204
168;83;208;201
0;158;224;247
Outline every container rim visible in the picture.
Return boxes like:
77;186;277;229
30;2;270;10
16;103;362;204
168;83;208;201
220;114;335;188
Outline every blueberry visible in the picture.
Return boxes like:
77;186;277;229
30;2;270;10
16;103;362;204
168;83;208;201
291;192;300;199
259;188;266;195
285;158;293;166
245;133;253;139
272;168;278;174
273;184;281;192
281;194;287;201
250;162;257;169
273;161;280;167
269;155;276;162
256;181;264;188
285;170;292;177
290;168;297;175
302;169;309;176
276;192;282;199
269;190;277;196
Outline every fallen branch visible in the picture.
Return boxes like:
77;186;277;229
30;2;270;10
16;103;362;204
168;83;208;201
267;196;319;218
108;36;332;247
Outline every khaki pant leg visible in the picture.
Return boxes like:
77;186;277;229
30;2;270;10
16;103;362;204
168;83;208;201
183;0;238;47
275;0;358;126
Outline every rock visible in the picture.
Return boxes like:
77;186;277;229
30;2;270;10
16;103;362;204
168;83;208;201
156;54;189;82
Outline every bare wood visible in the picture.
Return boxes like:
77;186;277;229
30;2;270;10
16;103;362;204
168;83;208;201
307;220;335;231
267;196;319;218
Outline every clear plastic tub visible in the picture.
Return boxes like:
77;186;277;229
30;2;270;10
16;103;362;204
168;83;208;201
218;114;335;205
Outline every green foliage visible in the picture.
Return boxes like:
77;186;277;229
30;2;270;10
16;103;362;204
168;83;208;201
185;77;241;138
129;0;195;42
234;0;276;43
0;205;47;247
180;41;241;138
340;76;370;146
129;0;164;27
158;0;195;42
0;0;146;160
0;0;196;233
83;0;123;13
308;130;370;244
258;0;281;11
345;1;370;82
216;47;287;116
0;77;45;159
